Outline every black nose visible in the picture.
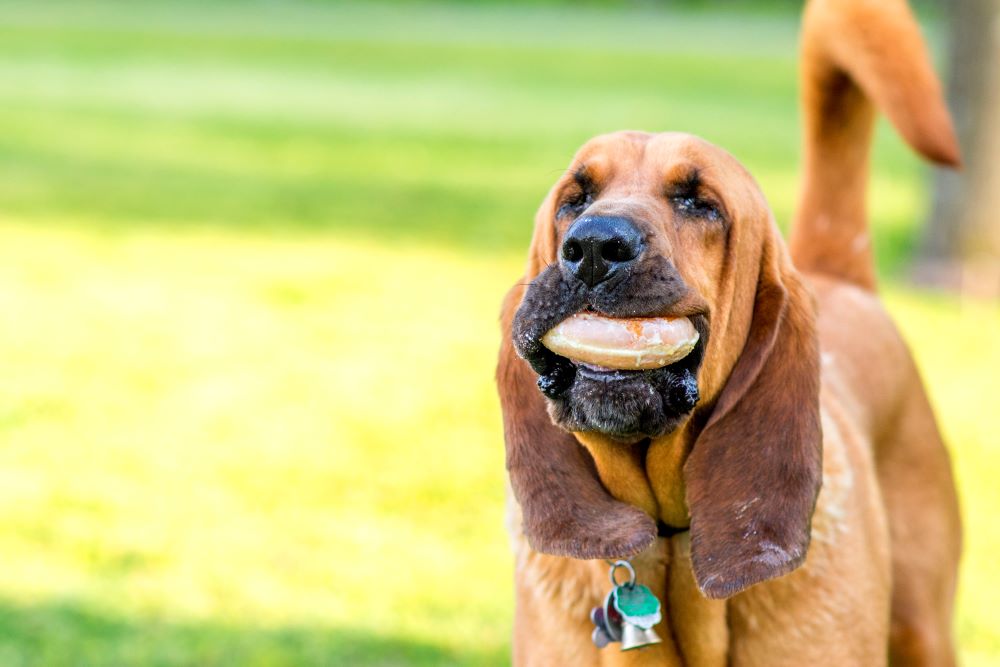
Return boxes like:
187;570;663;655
560;216;643;288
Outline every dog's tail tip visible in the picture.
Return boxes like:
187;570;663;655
887;93;961;169
910;115;962;170
868;32;962;170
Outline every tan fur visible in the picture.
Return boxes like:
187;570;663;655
498;0;961;664
645;432;691;529
576;431;660;519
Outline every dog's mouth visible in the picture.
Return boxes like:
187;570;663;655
546;319;704;440
519;314;706;441
511;261;708;440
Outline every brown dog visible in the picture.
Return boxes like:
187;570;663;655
496;0;962;665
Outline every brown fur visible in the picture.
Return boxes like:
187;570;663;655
496;0;961;664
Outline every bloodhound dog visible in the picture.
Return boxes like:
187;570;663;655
496;0;962;665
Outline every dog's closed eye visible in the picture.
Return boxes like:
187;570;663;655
557;168;597;219
557;190;593;219
667;170;725;224
672;195;722;222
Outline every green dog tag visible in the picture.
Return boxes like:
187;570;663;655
613;584;662;630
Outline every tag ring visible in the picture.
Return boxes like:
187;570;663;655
609;560;636;588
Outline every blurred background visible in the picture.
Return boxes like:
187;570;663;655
0;0;996;665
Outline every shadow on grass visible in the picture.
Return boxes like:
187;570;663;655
0;598;508;667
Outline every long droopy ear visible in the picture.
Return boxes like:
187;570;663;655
497;284;657;559
684;235;822;599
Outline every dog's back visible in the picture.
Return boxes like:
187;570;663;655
792;1;963;664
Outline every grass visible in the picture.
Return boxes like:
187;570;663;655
0;1;995;665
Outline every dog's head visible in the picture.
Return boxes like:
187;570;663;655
498;131;822;598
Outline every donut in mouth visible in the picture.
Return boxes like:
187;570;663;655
541;313;699;371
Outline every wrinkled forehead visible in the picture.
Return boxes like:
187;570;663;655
568;131;760;203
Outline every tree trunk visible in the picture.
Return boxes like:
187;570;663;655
918;0;1000;297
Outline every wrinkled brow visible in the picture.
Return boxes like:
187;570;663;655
571;164;596;190
662;162;704;190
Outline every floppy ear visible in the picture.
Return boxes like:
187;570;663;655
684;235;823;599
497;285;657;559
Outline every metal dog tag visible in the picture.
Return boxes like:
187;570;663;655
589;560;663;651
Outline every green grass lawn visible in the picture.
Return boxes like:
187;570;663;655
0;2;995;665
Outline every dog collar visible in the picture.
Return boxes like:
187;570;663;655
657;521;689;539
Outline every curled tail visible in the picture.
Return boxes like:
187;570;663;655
790;0;960;290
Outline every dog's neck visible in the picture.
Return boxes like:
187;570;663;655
575;424;695;530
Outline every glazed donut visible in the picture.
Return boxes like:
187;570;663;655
541;313;699;371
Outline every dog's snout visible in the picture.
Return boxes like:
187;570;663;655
560;216;643;288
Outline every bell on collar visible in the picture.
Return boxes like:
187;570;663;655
621;623;662;651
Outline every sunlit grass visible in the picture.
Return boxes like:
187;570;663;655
0;1;994;665
0;224;515;665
